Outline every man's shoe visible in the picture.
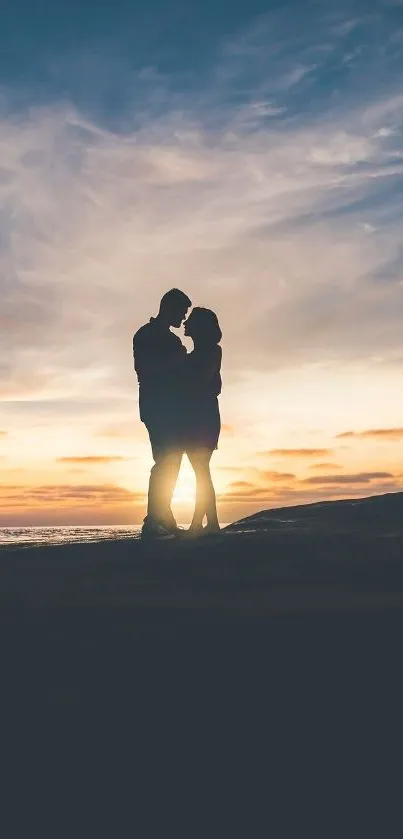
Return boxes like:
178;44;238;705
141;519;177;541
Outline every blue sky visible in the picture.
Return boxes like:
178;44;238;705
3;1;403;123
1;0;403;523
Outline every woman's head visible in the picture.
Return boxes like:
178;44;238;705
185;307;222;346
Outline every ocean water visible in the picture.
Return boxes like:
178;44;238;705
0;525;142;549
0;524;230;549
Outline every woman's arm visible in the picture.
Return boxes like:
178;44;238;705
133;332;187;378
198;346;222;383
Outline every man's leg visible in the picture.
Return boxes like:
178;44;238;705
147;438;182;528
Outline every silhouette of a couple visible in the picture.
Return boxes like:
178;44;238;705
133;289;222;540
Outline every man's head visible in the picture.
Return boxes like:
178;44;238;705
159;288;192;328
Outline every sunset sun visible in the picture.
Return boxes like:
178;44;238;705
172;461;196;507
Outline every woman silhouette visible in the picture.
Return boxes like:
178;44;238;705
184;307;222;536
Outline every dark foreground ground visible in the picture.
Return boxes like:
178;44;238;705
1;492;403;835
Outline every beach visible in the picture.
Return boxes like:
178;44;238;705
2;492;403;832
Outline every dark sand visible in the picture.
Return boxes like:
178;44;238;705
2;492;403;833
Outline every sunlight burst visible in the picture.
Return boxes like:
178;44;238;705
172;459;196;506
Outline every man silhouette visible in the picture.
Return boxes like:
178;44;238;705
133;289;192;539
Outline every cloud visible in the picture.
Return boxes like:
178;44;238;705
0;483;143;508
224;485;277;500
336;428;403;440
222;469;398;505
303;471;394;485
2;19;403;407
0;482;145;525
261;471;296;481
1;2;403;524
225;473;296;501
95;423;138;438
57;456;129;464
263;449;334;458
309;462;343;470
219;484;403;521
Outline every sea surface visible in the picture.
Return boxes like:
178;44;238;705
0;524;229;549
0;526;142;549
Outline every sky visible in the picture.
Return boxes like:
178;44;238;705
1;0;403;525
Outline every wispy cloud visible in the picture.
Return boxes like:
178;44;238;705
264;449;334;458
57;456;130;464
0;482;145;525
2;1;403;522
2;34;403;401
309;462;343;470
336;428;403;440
0;483;143;507
219;483;402;516
94;423;139;439
304;471;394;485
261;470;296;481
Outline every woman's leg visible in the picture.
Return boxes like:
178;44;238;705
204;453;220;531
187;449;219;532
187;449;207;531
